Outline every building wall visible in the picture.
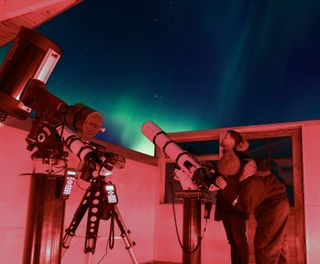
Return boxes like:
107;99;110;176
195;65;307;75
1;121;320;263
301;122;320;264
0;125;33;264
153;203;231;263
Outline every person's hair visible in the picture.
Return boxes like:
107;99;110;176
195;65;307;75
227;130;243;146
226;130;249;152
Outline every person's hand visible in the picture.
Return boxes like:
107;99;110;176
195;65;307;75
215;176;227;190
208;184;220;192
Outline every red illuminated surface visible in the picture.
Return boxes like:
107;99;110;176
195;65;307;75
1;121;320;263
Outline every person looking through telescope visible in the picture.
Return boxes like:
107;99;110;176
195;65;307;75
214;130;290;264
213;130;251;264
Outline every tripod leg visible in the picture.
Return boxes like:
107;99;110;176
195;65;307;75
114;205;139;264
84;252;93;264
84;176;105;254
62;188;90;256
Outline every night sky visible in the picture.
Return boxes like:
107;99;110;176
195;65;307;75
1;0;320;155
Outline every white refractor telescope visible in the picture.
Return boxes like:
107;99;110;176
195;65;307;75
141;121;213;190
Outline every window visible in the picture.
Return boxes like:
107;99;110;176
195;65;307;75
248;136;294;206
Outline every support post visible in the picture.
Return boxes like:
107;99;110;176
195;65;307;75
23;173;65;264
176;190;209;264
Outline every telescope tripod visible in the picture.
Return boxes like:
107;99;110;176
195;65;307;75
62;176;139;264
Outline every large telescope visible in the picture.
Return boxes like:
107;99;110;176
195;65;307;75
141;121;213;190
0;26;104;138
142;121;214;264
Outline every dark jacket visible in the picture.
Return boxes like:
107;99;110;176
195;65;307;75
214;174;246;221
214;151;251;221
221;170;288;219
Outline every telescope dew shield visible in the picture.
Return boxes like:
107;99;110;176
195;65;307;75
66;103;104;138
0;26;62;120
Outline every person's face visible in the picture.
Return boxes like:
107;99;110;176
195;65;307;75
221;132;236;150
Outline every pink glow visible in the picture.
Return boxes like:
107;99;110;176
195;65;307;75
1;121;320;263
